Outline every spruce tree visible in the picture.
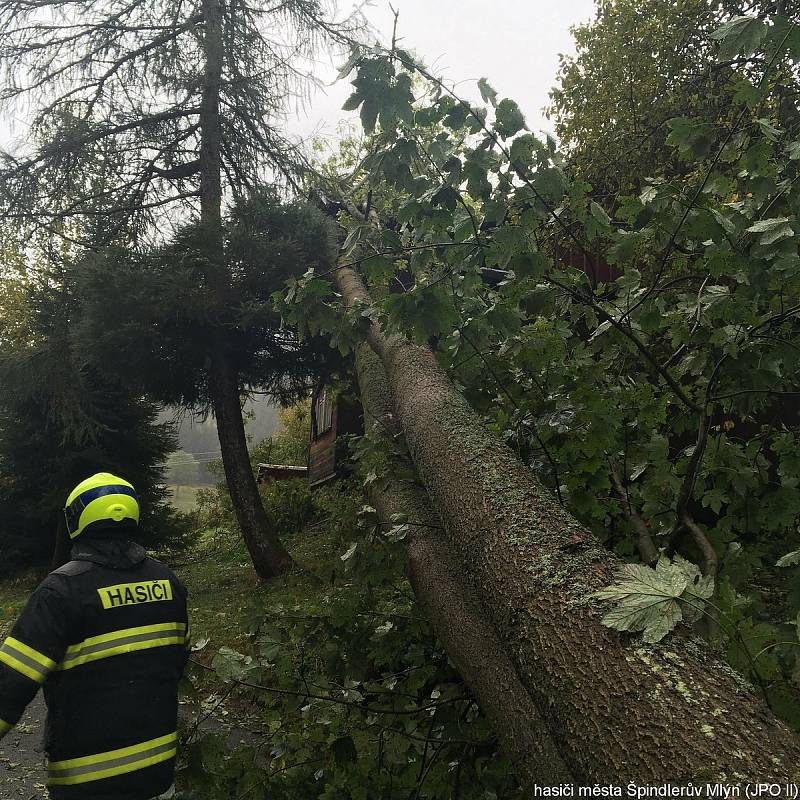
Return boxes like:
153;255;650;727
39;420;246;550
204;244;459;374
0;267;180;571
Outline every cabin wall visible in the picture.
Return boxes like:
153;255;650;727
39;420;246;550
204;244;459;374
308;392;364;487
308;410;338;486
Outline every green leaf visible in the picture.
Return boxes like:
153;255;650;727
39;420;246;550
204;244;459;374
629;463;648;482
211;646;257;681
757;118;782;142
615;267;641;291
340;542;358;562
360;99;379;134
495;98;526;138
667;117;716;159
589;320;612;341
746;217;790;233
361;255;395;284
510;134;540;167
532;166;568;202
341;223;369;256
444;102;470;130
710;15;766;61
733;79;761;109
432;185;459;211
746;217;794;245
336;48;362;80
342;92;362;111
592;555;713;643
590;201;611;228
607;231;640;264
759;223;794;246
776;550;800;567
711;209;736;235
478;77;498;107
640;185;660;204
702;487;729;514
509;252;549;278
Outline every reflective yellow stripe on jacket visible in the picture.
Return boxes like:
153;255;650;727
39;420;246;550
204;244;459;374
59;622;188;670
48;731;178;786
0;637;56;684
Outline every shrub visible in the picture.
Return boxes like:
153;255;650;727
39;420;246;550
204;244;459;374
260;478;313;538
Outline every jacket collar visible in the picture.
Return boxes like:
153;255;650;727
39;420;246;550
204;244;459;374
70;538;147;569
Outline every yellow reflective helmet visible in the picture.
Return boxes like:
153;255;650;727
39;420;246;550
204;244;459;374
64;473;139;539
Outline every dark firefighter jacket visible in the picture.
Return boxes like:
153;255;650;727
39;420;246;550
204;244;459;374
0;536;189;800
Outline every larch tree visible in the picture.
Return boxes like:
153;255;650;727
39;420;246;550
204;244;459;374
0;0;362;577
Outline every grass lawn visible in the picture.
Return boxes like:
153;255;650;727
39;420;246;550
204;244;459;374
0;570;39;642
177;518;336;659
0;518;336;653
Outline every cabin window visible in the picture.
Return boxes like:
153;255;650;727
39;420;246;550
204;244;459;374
315;389;333;435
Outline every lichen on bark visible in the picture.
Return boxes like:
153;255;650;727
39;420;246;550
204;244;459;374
335;263;800;784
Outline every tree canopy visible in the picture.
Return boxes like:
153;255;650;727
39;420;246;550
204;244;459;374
0;249;182;569
283;3;800;729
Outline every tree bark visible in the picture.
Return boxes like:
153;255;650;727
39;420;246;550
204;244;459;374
336;264;800;784
355;342;574;788
209;352;293;577
199;0;292;578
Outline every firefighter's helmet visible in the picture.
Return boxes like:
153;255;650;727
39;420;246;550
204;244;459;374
64;473;139;539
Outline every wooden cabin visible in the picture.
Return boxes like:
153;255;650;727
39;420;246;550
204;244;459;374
307;387;363;487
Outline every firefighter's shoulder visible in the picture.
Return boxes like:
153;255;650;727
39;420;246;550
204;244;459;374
50;560;94;578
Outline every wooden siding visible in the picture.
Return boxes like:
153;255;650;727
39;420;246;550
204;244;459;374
308;414;337;486
308;390;364;487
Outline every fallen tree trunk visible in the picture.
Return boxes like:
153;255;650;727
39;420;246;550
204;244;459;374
336;264;800;784
355;342;574;788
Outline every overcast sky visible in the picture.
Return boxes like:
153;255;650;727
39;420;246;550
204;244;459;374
293;0;596;145
0;1;596;152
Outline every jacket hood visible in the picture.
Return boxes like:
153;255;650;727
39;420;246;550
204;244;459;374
70;538;147;570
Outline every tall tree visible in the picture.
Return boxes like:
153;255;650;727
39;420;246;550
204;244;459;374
548;0;799;201
355;340;573;788
0;0;361;577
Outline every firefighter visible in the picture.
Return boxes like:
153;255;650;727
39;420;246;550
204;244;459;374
0;472;190;800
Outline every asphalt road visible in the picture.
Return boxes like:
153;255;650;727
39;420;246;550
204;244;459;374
0;693;48;799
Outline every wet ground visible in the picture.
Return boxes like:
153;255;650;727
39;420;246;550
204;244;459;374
0;693;47;799
0;692;259;799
